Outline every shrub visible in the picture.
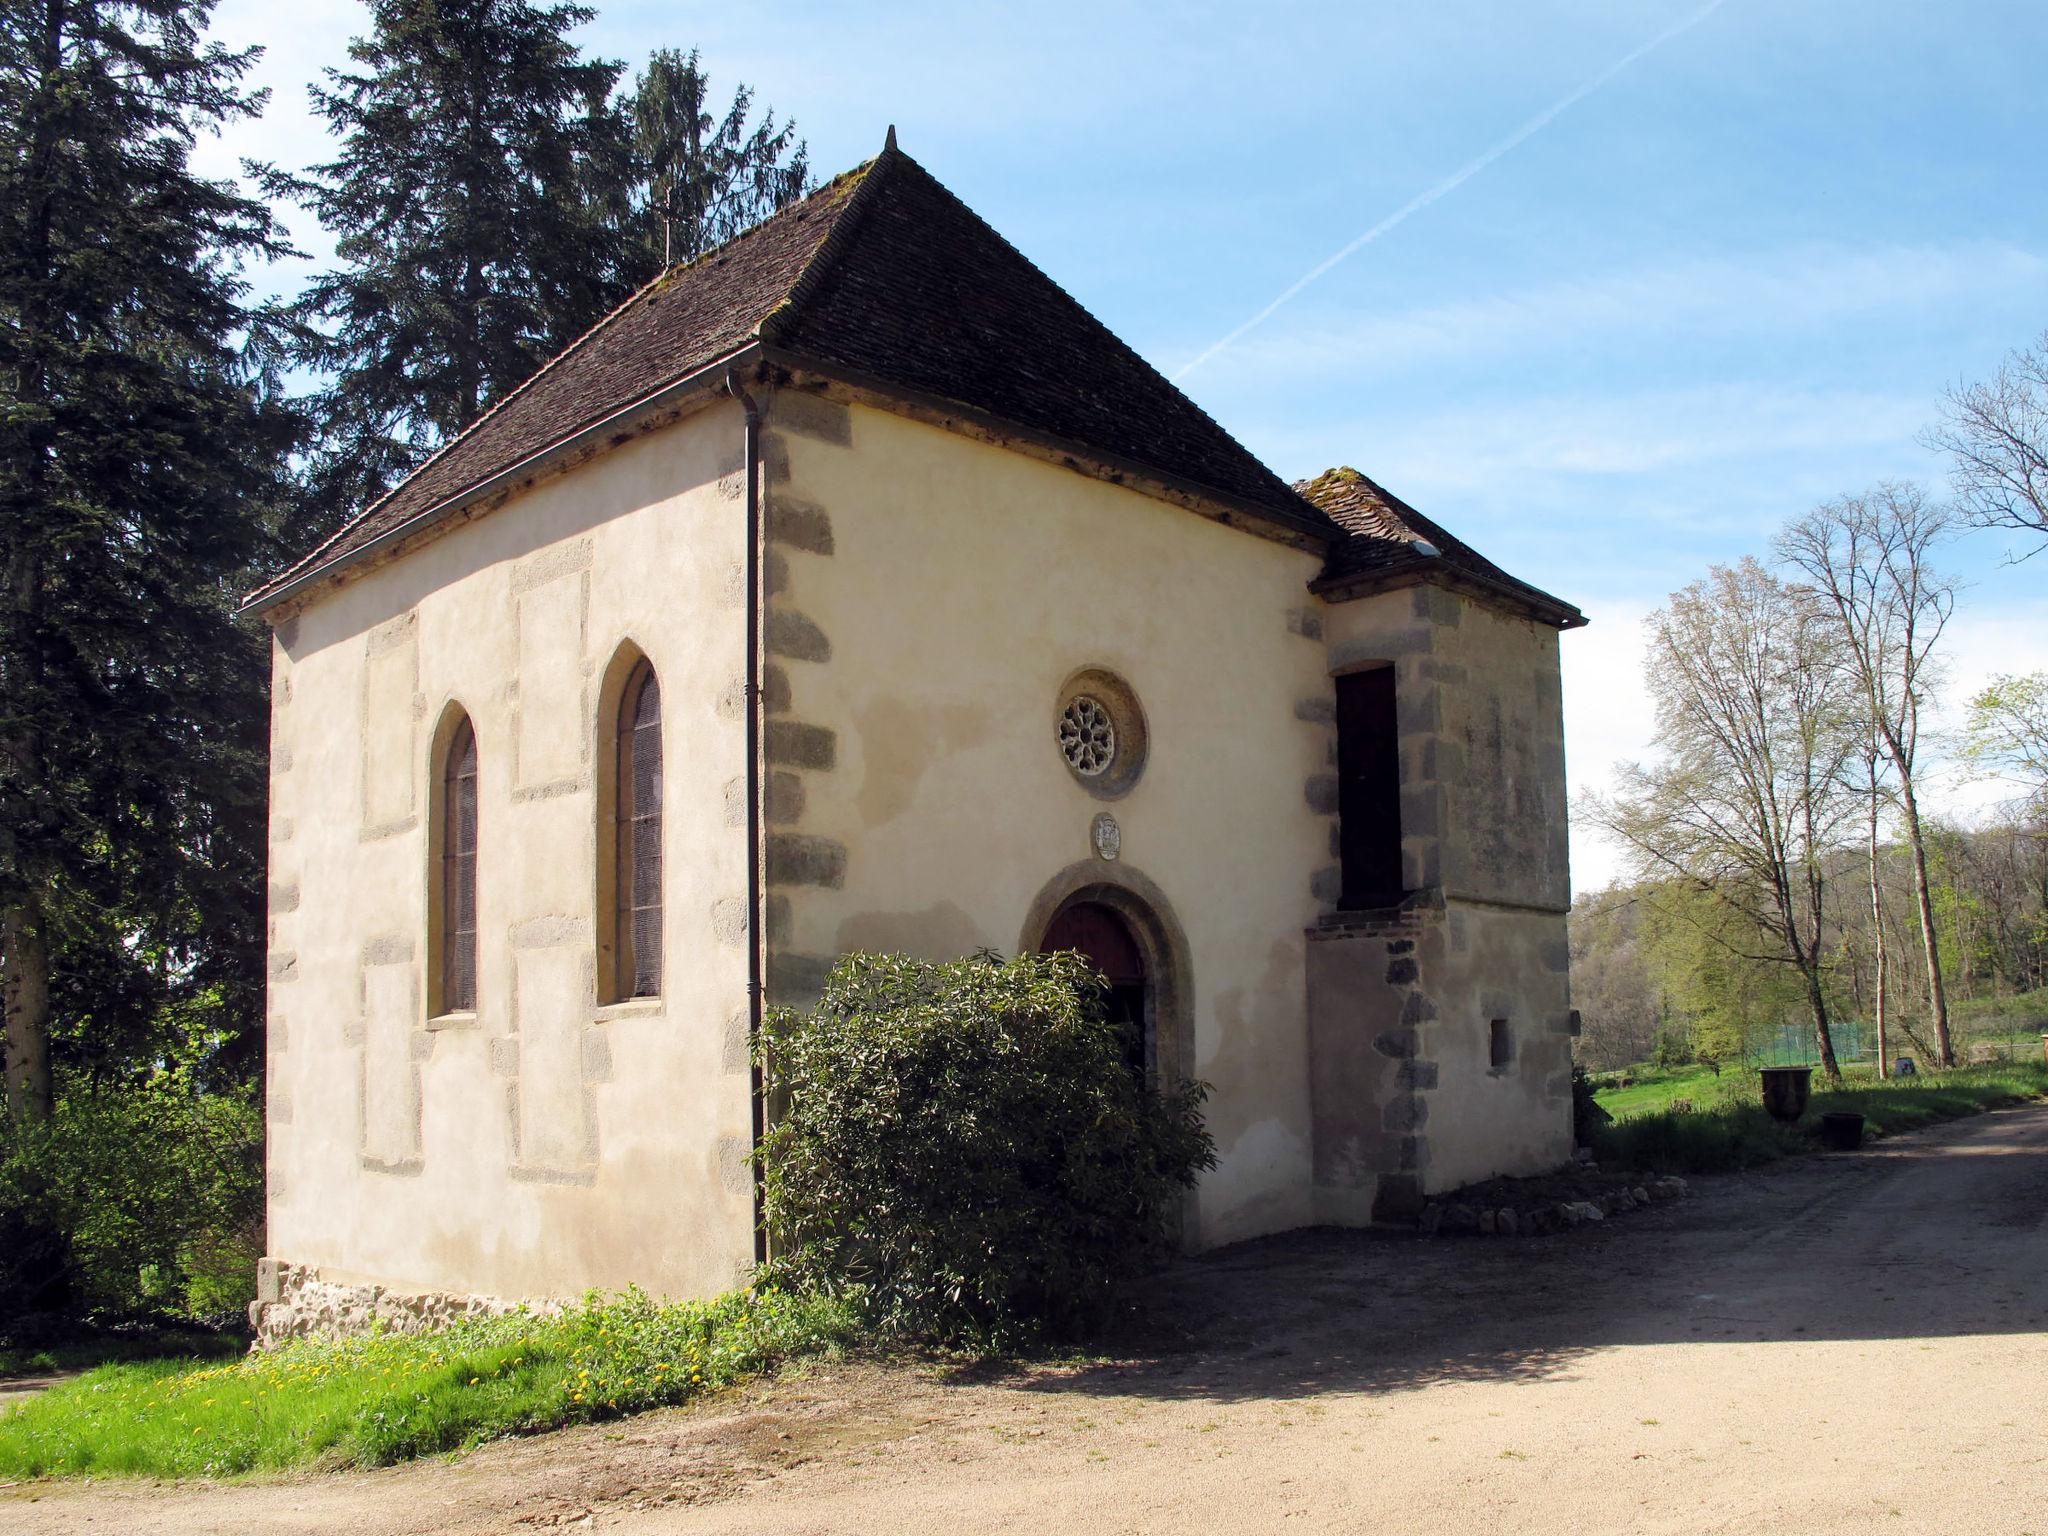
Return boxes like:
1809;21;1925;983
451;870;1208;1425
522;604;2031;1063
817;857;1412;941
757;950;1216;1346
1571;1065;1612;1147
0;1074;261;1333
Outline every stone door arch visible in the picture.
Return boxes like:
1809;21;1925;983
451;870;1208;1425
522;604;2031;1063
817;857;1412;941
1041;898;1151;1081
1020;862;1194;1097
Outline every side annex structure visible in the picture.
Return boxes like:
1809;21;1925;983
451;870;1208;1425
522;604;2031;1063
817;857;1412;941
245;136;1586;1341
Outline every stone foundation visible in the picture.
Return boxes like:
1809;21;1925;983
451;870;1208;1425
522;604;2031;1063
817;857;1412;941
249;1258;560;1348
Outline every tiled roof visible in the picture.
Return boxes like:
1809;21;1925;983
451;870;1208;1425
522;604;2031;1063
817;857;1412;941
761;149;1325;536
251;167;871;606
1296;467;1584;627
253;143;1328;607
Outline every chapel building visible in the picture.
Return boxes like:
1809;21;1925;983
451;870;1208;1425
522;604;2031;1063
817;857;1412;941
245;137;1585;1338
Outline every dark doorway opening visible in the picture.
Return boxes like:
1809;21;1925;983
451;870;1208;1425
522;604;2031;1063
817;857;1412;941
1335;665;1403;909
1040;899;1150;1081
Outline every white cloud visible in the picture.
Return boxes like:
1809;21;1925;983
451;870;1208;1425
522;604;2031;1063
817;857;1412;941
1189;241;2048;382
1252;381;1935;513
1560;601;1657;893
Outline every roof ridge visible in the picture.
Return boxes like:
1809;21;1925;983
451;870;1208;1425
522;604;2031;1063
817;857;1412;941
759;150;893;344
793;149;1325;528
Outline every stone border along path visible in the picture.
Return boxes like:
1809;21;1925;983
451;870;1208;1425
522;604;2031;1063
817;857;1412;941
1417;1172;1690;1236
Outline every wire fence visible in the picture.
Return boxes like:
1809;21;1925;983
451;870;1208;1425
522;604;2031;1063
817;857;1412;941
1751;1017;2048;1070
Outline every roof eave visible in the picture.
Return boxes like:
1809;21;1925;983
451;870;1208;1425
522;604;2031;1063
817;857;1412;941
241;340;765;619
1311;557;1589;630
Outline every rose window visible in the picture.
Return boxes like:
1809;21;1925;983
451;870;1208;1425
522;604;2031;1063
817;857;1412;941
1058;696;1117;776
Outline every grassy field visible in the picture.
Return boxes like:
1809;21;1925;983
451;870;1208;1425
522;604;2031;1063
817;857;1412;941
0;1286;856;1480
1589;1060;2048;1174
0;1328;243;1382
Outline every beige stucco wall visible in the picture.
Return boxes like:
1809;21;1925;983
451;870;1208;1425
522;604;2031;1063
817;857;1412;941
263;399;758;1305
754;392;1334;1250
261;376;1581;1317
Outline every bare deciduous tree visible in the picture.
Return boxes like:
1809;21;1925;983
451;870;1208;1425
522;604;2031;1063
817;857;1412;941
1777;484;1958;1067
1582;560;1861;1079
1860;745;1892;1077
1926;331;2048;556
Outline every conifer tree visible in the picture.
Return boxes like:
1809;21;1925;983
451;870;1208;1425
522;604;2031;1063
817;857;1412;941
267;0;631;538
1;0;295;1121
626;48;810;275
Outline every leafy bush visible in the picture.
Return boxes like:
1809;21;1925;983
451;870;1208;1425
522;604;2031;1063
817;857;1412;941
757;950;1216;1346
1593;1100;1804;1173
1571;1065;1612;1147
0;1074;261;1332
0;1286;855;1479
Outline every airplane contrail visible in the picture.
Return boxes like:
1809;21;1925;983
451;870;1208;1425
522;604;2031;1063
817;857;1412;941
1172;0;1731;382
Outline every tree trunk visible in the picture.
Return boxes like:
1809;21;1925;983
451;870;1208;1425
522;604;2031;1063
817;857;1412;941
1803;960;1842;1082
2;902;53;1122
1868;773;1888;1079
1896;779;1955;1068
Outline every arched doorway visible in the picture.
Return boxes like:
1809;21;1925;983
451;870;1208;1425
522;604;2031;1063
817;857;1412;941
1041;899;1151;1082
1021;863;1200;1249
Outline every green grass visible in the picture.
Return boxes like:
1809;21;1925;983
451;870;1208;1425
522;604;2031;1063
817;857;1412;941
0;1285;856;1480
1590;1062;2048;1175
0;1329;242;1381
1591;1062;1764;1120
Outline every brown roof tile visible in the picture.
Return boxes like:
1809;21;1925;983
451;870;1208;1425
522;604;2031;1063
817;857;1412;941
252;145;1329;608
762;150;1326;536
251;166;871;606
253;142;1581;630
1297;467;1584;627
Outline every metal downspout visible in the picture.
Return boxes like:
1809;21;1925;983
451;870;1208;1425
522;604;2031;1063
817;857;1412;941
726;368;768;1268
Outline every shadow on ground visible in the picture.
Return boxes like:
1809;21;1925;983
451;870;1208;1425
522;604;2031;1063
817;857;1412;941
951;1105;2048;1405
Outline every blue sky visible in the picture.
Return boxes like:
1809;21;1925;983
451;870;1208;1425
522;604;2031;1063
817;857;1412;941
196;0;2048;888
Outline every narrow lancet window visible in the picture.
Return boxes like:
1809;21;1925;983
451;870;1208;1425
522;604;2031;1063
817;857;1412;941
441;717;479;1012
615;661;663;998
1335;666;1403;910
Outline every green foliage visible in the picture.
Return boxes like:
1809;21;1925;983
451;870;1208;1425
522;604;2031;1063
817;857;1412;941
1594;1100;1806;1173
757;950;1216;1347
264;7;811;542
1639;885;1807;1066
264;0;635;536
1570;1066;1611;1147
626;47;810;273
1;0;293;1118
0;1075;261;1328
1961;670;2048;809
0;1285;855;1479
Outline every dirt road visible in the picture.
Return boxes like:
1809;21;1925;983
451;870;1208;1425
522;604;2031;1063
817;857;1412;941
9;1102;2047;1535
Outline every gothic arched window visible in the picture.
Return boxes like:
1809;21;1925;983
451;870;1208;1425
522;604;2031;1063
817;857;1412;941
613;661;663;998
438;715;479;1013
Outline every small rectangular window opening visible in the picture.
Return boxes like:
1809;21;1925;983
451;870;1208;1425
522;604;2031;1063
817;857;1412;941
1335;666;1402;910
1489;1018;1513;1073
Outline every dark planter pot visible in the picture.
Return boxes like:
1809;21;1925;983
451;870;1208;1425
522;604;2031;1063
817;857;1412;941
1819;1110;1866;1151
1759;1066;1813;1123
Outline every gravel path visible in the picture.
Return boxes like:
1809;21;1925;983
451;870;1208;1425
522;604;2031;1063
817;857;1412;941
9;1101;2047;1534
